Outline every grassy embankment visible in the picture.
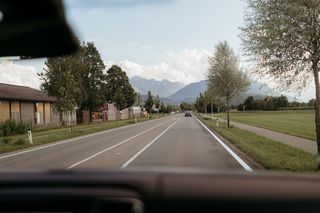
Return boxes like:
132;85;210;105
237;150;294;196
212;110;315;140
199;115;318;172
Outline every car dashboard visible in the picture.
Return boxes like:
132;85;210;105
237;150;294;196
0;169;320;213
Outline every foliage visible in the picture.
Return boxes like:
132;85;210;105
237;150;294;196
207;41;250;127
14;138;26;145
0;120;29;137
39;41;84;113
308;99;316;107
194;91;220;113
180;102;193;111
243;96;255;111
241;0;320;153
80;42;106;117
105;65;135;110
40;42;107;122
239;95;289;111
154;95;161;110
144;91;154;113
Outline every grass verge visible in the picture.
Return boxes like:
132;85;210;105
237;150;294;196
212;110;315;140
199;116;318;172
0;114;165;154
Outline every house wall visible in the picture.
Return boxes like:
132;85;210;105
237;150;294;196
0;101;10;122
36;102;44;124
11;101;20;122
20;102;34;124
44;102;51;124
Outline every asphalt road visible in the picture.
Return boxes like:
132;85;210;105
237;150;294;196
0;114;252;171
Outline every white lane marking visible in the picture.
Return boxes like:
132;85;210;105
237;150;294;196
66;119;175;170
120;118;180;168
193;115;253;172
0;116;170;161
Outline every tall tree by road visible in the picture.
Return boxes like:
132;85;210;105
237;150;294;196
154;95;161;110
39;43;85;118
240;0;320;155
207;41;249;127
105;65;135;110
144;91;154;113
40;41;106;123
80;42;106;122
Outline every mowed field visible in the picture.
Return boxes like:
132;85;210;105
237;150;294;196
214;110;316;140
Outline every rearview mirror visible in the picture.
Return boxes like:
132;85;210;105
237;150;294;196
0;0;79;58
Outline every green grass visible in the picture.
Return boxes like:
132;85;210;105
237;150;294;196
200;116;318;172
0;114;165;154
212;110;316;140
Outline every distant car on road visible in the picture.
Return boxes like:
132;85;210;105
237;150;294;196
185;112;192;117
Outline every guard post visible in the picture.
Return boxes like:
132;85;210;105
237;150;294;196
27;128;33;145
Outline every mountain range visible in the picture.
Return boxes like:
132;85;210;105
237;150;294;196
130;76;185;98
130;76;296;105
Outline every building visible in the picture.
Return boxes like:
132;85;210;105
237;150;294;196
0;83;75;127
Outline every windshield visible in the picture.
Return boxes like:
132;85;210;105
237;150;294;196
0;0;318;173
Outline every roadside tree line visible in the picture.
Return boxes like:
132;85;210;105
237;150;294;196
39;41;135;122
238;95;288;111
144;91;177;114
238;96;316;111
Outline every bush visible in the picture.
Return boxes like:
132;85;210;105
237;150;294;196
1;137;11;144
0;120;29;136
14;138;26;145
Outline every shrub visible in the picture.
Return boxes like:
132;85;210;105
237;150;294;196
14;138;26;145
1;137;11;144
0;120;29;136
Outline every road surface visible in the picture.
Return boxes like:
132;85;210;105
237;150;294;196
0;114;252;171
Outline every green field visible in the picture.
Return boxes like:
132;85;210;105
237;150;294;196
200;117;318;172
212;110;316;140
0;114;164;154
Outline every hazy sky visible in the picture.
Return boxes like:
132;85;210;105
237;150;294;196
0;0;315;101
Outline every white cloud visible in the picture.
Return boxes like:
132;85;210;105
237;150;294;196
0;61;41;89
106;49;211;84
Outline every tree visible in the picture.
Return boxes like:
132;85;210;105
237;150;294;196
39;42;85;122
144;91;154;113
309;99;316;107
275;95;289;110
154;95;161;110
207;41;250;127
243;96;255;111
105;65;135;110
180;102;193;111
80;42;106;122
241;0;320;154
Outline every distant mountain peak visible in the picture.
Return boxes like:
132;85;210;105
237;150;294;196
129;75;185;98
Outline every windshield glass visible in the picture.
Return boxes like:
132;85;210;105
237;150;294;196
0;0;318;173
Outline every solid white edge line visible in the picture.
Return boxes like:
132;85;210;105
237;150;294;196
120;118;180;169
66;119;174;170
193;115;253;172
0;116;169;161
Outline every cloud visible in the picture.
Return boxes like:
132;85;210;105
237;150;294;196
67;0;174;9
0;61;40;89
106;49;211;84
